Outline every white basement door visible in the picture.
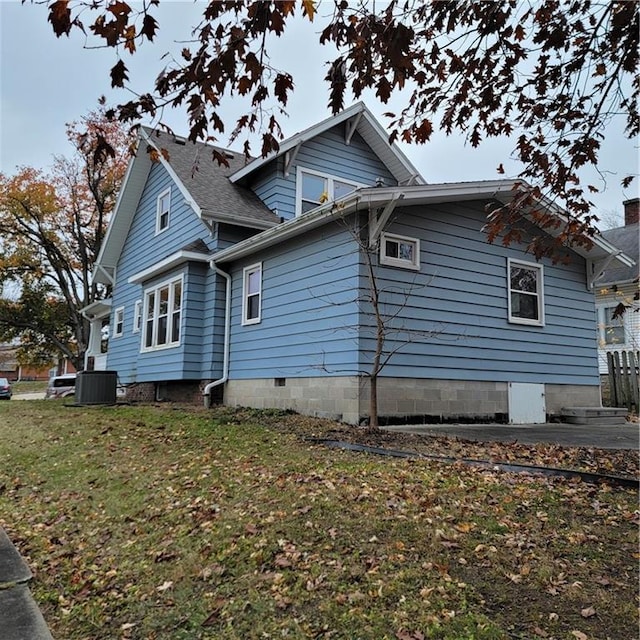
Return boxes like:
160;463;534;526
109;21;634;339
508;382;546;424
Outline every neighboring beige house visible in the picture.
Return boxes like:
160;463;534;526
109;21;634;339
594;198;639;373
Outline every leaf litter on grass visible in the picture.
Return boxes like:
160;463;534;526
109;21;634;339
0;403;637;640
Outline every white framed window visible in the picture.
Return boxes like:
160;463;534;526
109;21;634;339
142;276;182;351
133;300;142;333
598;305;626;345
380;233;421;270
242;263;262;326
156;187;171;234
113;307;124;337
508;258;545;326
296;167;361;216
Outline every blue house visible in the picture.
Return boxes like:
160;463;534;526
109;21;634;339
84;103;634;424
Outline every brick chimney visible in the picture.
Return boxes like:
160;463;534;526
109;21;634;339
623;198;639;226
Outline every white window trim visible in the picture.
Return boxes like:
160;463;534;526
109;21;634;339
113;306;124;337
507;258;545;326
295;166;362;217
155;187;171;235
379;232;421;270
133;300;142;334
141;275;183;352
242;262;262;326
597;304;627;346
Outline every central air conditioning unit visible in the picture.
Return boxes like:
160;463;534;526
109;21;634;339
76;371;118;405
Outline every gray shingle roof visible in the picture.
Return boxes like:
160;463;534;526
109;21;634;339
143;128;279;229
600;223;639;284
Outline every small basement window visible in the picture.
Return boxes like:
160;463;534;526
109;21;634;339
380;232;420;270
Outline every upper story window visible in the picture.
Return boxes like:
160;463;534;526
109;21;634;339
598;305;626;345
133;300;142;333
156;188;171;234
296;167;360;216
242;263;262;326
508;258;545;326
142;276;182;351
379;233;421;270
113;307;124;337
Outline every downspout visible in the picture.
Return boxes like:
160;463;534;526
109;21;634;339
203;262;231;408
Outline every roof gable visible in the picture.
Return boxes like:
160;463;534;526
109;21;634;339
229;102;424;187
94;129;279;284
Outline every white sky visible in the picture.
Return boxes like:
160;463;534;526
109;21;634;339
1;0;638;226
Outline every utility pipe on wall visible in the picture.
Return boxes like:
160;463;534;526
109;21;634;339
203;263;231;408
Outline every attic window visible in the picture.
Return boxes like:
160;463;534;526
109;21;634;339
156;188;171;234
296;167;361;216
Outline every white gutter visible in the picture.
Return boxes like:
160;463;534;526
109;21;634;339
203;263;231;407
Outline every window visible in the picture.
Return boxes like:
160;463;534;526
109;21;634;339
242;263;262;325
142;277;182;350
296;168;360;216
113;307;124;337
156;188;171;233
379;233;421;270
133;300;142;333
508;259;544;326
600;306;625;345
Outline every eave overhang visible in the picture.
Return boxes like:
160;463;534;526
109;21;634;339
80;298;112;319
211;180;635;269
128;250;211;285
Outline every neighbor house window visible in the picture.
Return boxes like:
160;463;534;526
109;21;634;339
296;167;360;216
508;259;544;326
113;307;124;337
142;277;182;350
380;233;421;270
242;263;262;325
133;300;142;333
599;305;625;345
156;188;171;233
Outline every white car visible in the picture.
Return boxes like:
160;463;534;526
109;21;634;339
44;374;77;399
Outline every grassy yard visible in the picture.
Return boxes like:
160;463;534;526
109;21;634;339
0;402;637;640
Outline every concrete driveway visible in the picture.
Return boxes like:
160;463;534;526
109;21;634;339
384;422;640;450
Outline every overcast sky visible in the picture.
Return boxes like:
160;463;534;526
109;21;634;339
1;1;637;226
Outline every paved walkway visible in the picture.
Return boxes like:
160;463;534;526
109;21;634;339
384;422;640;450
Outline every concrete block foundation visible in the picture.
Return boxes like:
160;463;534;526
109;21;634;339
224;377;602;425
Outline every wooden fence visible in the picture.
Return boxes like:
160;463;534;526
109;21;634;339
606;350;639;412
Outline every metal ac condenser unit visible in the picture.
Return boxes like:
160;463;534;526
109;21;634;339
76;371;117;405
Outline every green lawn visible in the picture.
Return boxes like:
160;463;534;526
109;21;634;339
0;403;637;640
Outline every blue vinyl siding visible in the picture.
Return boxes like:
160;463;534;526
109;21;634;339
227;224;362;379
250;129;396;220
357;201;599;385
107;162;220;383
